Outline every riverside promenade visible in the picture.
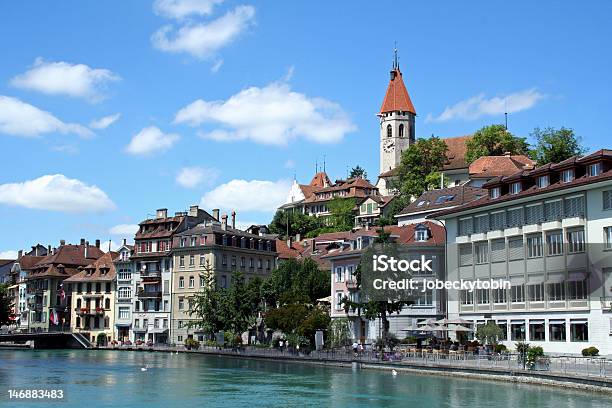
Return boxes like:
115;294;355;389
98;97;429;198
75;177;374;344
103;344;612;391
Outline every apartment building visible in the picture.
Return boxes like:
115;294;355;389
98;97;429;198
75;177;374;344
113;240;135;342
325;223;445;344
64;252;117;346
170;212;277;345
434;150;612;355
131;206;214;344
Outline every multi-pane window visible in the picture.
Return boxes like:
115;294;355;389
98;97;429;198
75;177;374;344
544;200;563;221
476;289;489;304
568;280;588;300
529;321;546;341
490;211;505;230
459;218;473;235
567;229;585;253
604;190;612;210
459;244;473;266
335;291;344;310
189;276;195;288
549;321;566;341
490;187;501;199
179;277;184;289
510;182;522;194
547;282;565;301
511;285;525;303
474;215;489;233
546;231;563;256
536;175;549;188
474;242;489;264
605;227;612;249
460;290;473;305
507;208;523;227
561;169;574;183
565;196;585;217
527;235;543;258
492;288;507;304
490;239;506;263
528;284;544;302
335;267;344;283
119;307;130;320
525;204;544;224
178;297;184;310
189;255;195;266
508;237;524;260
588;163;602;177
570;321;588;341
179;256;185;267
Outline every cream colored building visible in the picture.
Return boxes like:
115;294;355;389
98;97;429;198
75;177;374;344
65;252;117;346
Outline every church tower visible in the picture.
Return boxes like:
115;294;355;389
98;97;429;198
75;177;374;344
378;50;416;174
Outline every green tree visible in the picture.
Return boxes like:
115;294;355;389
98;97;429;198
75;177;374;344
349;165;367;180
268;210;321;239
328;197;355;230
530;126;586;165
263;258;329;305
327;318;352;348
465;124;530;163
0;284;13;326
187;263;227;336
475;321;504;345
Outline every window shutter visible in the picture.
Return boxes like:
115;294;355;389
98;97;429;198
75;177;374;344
507;208;523;227
490;212;505;230
565;196;584;217
526;205;544;224
508;237;524;260
474;215;489;233
544;201;562;221
491;239;506;263
459;244;473;266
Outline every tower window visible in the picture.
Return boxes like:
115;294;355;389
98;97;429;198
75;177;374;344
386;124;392;138
399;124;404;138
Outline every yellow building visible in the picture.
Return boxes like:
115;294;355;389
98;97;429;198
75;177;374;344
65;252;117;346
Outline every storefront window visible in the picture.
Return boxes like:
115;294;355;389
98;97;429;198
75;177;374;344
570;321;588;342
511;321;525;341
529;321;545;341
549;321;566;341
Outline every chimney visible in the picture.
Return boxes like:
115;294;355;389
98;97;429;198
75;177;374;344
95;239;100;248
221;214;228;230
32;245;38;256
60;239;66;246
122;238;127;246
156;208;168;219
287;236;292;248
80;238;85;245
47;245;51;254
84;241;89;258
189;205;199;217
311;239;316;253
296;233;301;242
18;250;23;259
231;210;236;229
212;209;220;221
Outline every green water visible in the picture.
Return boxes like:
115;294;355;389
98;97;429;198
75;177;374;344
1;350;611;407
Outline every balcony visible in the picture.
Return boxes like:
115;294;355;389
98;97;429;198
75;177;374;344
140;270;161;279
138;291;162;299
346;281;359;291
82;293;104;299
600;297;612;311
75;307;105;316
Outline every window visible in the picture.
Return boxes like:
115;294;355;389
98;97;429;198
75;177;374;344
511;285;525;303
474;215;489;233
105;298;110;309
570;321;588;342
527;235;543;258
476;289;489;305
507;208;523;227
490;212;505;230
415;227;428;242
335;291;344;310
605;227;612;249
200;276;205;287
547;282;565;301
189;255;194;266
459;244;473;266
399;124;404;137
568;280;588;300
180;238;186;247
179;277;184;289
492;288;507;304
200;256;205;266
510;182;521;195
118;287;132;299
474;242;488;264
460;290;473;305
511;321;525;341
546;231;563;256
544;200;562;221
525;204;544;224
561;169;574;183
567;229;585;253
458;218;473;235
415;289;433;306
220;275;227;288
536;175;549;188
496;321;508;340
179;256;185;267
549;321;566;341
222;255;227;266
386;124;392;138
528;284;544;302
604;190;612;210
190;237;197;246
335;267;344;282
178;297;184;310
588;163;602;177
490;239;505;263
508;237;524;260
565;196;584;217
490;187;501;199
189;276;194;288
529;321;545;341
119;307;129;320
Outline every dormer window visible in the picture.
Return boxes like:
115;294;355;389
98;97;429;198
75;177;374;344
510;182;522;195
588;163;602;177
415;225;429;242
536;175;549;188
561;169;574;183
490;187;501;199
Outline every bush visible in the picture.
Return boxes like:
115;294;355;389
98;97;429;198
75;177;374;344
401;336;417;345
184;338;200;350
494;344;507;353
582;346;599;357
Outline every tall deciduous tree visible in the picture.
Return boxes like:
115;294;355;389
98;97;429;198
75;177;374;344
465;124;530;163
530;127;586;165
0;284;13;326
268;210;322;239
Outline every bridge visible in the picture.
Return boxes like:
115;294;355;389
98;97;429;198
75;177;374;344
0;332;92;349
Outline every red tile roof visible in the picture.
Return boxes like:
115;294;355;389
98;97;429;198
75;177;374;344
442;135;472;171
309;172;331;188
64;252;118;282
380;68;416;114
469;155;535;178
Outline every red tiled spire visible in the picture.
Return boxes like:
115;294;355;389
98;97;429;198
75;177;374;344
379;67;416;115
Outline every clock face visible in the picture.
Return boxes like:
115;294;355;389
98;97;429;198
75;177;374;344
383;140;395;153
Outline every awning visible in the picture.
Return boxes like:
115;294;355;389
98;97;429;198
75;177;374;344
547;273;565;283
529;320;545;324
567;272;587;282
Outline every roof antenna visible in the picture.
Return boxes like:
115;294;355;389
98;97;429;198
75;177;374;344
323;155;326;173
504;98;508;130
315;160;318;173
394;42;399;70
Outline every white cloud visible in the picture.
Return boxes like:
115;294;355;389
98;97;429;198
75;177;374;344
0;174;116;213
176;166;219;188
0;95;93;138
98;240;121;252
284;159;295;169
51;144;79;155
154;0;224;19
210;59;223;73
125;126;180;156
151;5;255;59
0;250;18;259
109;224;139;235
427;88;546;123
201;179;291;212
175;81;356;145
10;58;120;102
90;113;121;129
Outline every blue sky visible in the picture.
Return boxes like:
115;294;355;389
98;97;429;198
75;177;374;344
1;0;611;257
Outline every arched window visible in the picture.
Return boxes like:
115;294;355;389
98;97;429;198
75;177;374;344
105;298;110;309
386;124;392;138
399;124;404;138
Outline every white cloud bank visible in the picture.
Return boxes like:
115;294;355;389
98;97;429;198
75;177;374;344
201;179;290;212
0;250;18;259
154;0;224;19
90;113;121;129
125;126;180;156
426;88;546;123
0;95;93;138
176;166;219;188
10;58;120;102
109;224;140;235
174;80;356;145
152;5;255;59
0;174;116;213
